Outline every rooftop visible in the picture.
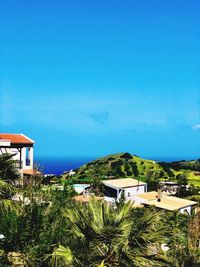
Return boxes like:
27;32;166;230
136;191;158;201
0;134;34;145
73;195;103;203
102;178;146;189
136;191;197;211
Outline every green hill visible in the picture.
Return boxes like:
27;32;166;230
167;159;200;171
166;159;200;187
63;153;176;184
61;153;200;187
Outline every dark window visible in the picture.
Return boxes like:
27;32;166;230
104;186;117;198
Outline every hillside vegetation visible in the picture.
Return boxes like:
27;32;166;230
63;153;171;182
167;159;200;171
62;153;200;187
167;159;200;186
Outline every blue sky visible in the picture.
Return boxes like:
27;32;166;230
0;0;200;160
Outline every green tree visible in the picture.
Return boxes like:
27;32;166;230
0;180;16;213
130;162;139;177
53;198;170;266
0;154;18;213
176;174;188;186
0;154;20;184
145;171;160;191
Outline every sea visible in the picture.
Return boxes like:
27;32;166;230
35;155;193;176
35;156;96;175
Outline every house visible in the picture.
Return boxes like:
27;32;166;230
133;191;197;214
69;169;76;176
0;133;36;176
160;181;179;195
102;178;147;201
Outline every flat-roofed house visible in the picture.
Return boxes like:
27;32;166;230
133;191;197;214
102;178;147;201
0;133;35;175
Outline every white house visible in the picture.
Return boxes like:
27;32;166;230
102;178;147;201
132;191;197;215
0;133;35;176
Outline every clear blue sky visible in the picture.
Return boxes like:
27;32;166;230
0;0;200;160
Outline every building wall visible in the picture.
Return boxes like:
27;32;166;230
0;146;34;170
0;147;20;161
130;195;147;204
123;185;146;199
117;185;146;200
179;206;192;215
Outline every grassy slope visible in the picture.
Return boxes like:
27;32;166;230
62;153;177;183
62;153;200;186
174;170;200;187
168;159;200;186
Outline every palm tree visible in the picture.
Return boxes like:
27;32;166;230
52;198;170;266
0;153;20;184
0;180;15;213
0;154;20;213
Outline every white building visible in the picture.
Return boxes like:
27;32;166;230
0;133;35;176
103;178;147;201
132;191;197;215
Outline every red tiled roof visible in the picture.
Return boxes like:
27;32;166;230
0;134;34;144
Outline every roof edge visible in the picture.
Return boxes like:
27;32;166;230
20;134;35;144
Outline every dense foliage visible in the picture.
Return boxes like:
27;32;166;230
167;160;200;172
0;153;199;266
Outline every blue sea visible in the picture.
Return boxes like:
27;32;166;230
35;156;96;175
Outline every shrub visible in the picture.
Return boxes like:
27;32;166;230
120;153;133;159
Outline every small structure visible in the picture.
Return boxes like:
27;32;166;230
102;178;147;201
133;191;197;214
0;133;35;176
73;184;90;194
160;181;179;195
69;169;76;176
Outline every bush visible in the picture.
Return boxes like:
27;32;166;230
129;162;139;177
187;195;200;205
111;160;123;168
120;153;133;159
124;164;132;176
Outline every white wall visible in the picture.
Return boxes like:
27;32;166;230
0;141;11;146
130;195;147;204
0;146;34;170
118;185;146;200
0;147;20;161
179;206;192;215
